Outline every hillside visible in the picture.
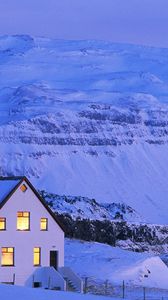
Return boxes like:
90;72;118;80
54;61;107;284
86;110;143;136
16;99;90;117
41;191;143;222
1;35;168;223
41;191;168;253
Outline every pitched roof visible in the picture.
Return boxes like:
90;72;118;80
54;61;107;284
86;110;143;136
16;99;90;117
0;176;65;232
0;177;23;203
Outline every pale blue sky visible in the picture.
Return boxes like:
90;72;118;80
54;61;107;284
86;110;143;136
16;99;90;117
0;0;167;47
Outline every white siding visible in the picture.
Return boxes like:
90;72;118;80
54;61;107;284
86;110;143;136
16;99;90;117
0;180;64;286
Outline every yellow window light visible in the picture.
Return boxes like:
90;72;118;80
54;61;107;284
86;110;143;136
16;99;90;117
40;218;48;231
1;247;14;266
33;247;41;266
17;211;30;230
0;218;6;230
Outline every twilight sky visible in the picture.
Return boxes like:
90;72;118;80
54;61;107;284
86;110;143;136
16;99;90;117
0;0;167;47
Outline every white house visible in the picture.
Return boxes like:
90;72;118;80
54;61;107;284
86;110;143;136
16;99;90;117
0;176;83;292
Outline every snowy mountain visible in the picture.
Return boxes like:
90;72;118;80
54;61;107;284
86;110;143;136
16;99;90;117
1;35;168;224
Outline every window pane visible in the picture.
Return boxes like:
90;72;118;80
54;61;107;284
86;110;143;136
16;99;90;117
2;248;7;253
8;248;13;253
40;218;48;231
0;218;6;230
34;248;39;252
17;212;30;230
1;248;14;266
17;212;23;217
23;212;29;217
33;248;41;266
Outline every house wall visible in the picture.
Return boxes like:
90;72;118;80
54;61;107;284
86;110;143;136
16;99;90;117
0;180;64;286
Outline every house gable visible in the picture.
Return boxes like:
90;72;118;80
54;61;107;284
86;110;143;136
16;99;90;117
0;176;64;232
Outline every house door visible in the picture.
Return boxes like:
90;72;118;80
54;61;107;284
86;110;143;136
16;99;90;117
50;251;58;270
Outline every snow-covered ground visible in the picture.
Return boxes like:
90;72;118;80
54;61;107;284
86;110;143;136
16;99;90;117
0;284;109;300
65;239;168;290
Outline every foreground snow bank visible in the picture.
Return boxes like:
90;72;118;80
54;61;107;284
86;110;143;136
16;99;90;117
65;239;168;289
0;284;110;300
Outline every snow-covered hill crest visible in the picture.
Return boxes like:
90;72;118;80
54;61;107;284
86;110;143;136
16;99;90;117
41;191;142;222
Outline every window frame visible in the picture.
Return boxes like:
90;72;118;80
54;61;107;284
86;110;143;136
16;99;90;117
1;247;14;267
33;247;41;266
40;218;48;231
0;218;6;231
17;211;30;231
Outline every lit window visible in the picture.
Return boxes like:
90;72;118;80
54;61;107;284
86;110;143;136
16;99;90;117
1;248;14;266
40;218;48;231
0;218;6;230
17;212;30;230
33;248;41;266
20;184;27;192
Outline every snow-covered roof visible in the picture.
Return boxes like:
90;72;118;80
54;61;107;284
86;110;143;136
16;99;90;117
0;178;22;204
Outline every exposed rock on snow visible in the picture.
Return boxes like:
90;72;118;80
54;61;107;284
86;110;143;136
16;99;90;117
41;191;142;222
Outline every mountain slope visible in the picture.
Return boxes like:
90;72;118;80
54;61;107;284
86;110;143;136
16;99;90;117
1;36;168;223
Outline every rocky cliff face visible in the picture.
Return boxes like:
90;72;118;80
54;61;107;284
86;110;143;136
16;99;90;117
2;102;168;146
1;36;168;224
